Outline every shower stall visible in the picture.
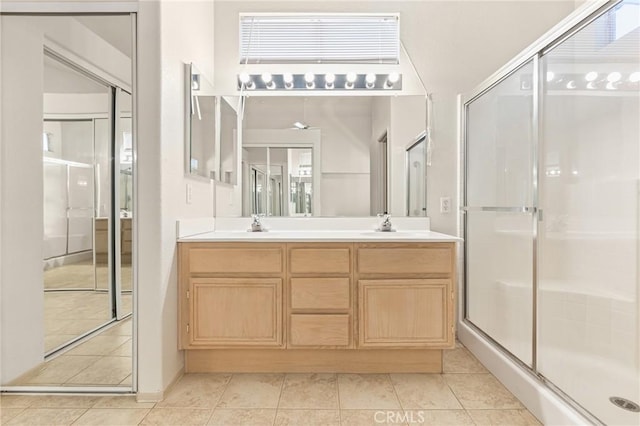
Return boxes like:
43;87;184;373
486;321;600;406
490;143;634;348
462;1;639;424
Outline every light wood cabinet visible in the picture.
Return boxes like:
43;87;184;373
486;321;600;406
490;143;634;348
188;277;282;347
358;279;452;347
355;243;456;349
179;240;456;372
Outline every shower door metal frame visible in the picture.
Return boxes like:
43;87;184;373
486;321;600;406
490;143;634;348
461;1;625;424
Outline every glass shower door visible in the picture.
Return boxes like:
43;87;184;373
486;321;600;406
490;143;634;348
538;2;640;423
464;60;536;365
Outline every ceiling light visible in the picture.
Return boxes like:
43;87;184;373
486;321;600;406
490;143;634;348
607;72;621;82
239;72;251;84
293;121;309;130
566;80;576;89
546;71;555;82
283;73;294;89
365;73;376;89
585;71;598;81
325;73;335;89
629;71;640;83
305;72;315;89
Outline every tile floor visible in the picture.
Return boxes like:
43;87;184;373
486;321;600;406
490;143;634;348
11;319;133;388
0;343;542;425
44;262;132;352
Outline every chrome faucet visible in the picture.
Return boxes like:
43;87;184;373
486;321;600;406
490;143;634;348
249;214;266;232
377;213;394;232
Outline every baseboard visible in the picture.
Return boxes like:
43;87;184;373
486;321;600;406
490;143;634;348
457;321;591;426
136;367;184;403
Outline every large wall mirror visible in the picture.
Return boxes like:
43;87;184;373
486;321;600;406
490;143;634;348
235;95;427;217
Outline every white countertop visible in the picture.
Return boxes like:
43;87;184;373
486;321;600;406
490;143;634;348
178;230;460;243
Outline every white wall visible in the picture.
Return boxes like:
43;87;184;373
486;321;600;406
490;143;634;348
136;0;215;398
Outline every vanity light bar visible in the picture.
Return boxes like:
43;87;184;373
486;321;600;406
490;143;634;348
237;73;403;91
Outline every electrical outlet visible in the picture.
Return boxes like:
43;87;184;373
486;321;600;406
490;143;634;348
186;183;193;205
440;196;451;213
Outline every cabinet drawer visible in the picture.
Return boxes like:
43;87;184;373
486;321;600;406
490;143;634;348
290;278;350;310
290;247;350;274
358;246;452;275
95;219;108;231
290;314;350;347
189;247;283;274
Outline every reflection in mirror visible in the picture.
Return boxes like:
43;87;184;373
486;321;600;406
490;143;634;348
242;146;314;216
406;133;427;216
219;96;239;185
186;63;217;179
240;95;426;217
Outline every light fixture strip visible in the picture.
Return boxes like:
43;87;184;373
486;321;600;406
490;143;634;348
236;73;402;91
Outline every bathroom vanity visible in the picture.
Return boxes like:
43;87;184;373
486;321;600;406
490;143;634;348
178;229;458;373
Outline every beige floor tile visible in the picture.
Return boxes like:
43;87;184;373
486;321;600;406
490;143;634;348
208;408;276;425
25;395;99;408
6;408;86;425
109;340;133;357
275;409;339;425
278;373;338;409
468;409;542;425
339;409;407;426
158;374;231;408
218;374;284;409
22;356;101;385
66;356;131;385
390;373;462;409
444;374;523;409
337;374;401;410
120;374;133;386
140;408;212;425
406;409;474;425
0;395;35;408
93;396;155;409
520;409;543;425
443;347;488;373
102;320;133;337
45;334;80;353
66;335;131;356
1;408;25;424
73;408;150;425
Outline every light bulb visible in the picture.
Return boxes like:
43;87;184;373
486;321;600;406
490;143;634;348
607;72;621;82
546;71;555;82
346;72;357;83
629;71;640;83
566;80;576;89
606;82;616;90
261;73;272;83
365;73;376;84
585;71;598;82
304;72;315;83
325;73;336;84
283;73;294;84
586;82;596;90
239;73;251;84
387;72;400;83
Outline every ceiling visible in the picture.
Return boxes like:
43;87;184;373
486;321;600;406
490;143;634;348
74;15;132;58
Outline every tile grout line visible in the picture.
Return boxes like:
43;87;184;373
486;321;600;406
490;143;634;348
273;373;287;426
336;373;343;426
208;372;235;423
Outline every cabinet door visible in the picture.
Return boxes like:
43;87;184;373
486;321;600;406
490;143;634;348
358;279;453;348
189;278;282;347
